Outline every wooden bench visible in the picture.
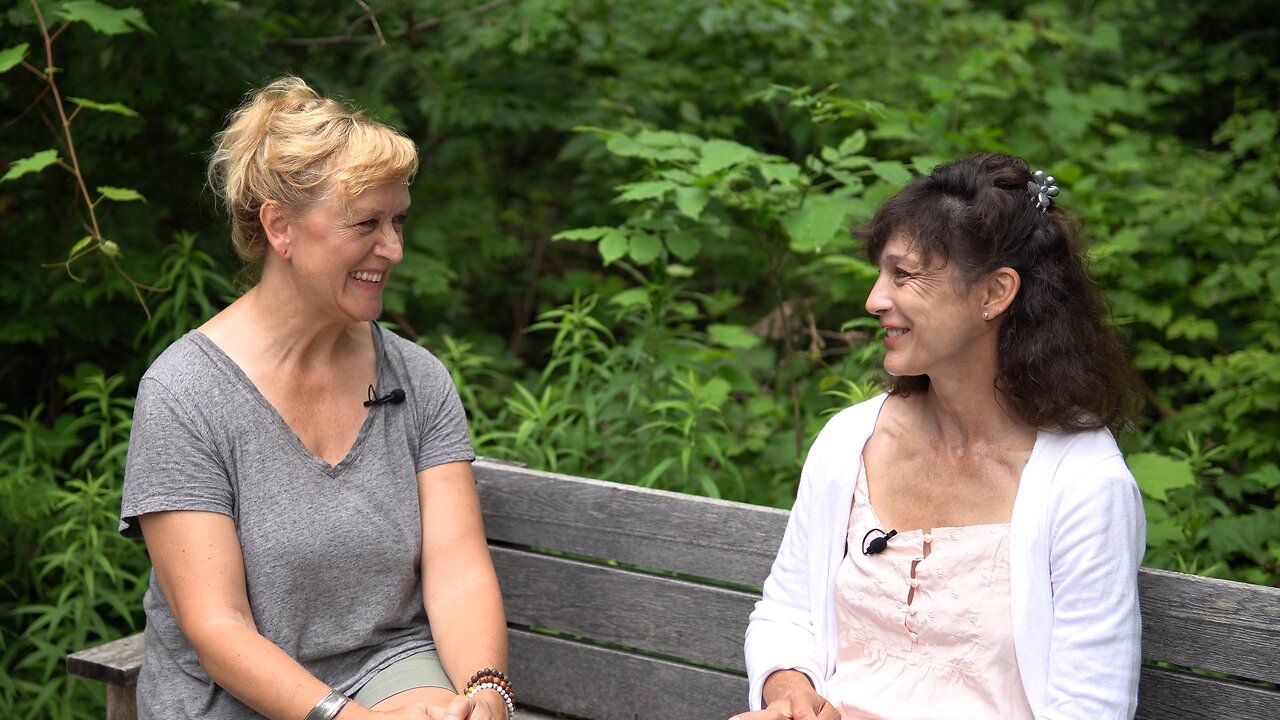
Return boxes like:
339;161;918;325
69;458;1280;719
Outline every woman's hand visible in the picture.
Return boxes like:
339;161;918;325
731;669;840;720
730;688;840;720
427;691;505;720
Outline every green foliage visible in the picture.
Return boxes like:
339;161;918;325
2;0;1278;713
0;371;150;719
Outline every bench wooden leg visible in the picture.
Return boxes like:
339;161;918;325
106;683;137;720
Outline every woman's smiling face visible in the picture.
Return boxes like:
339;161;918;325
279;181;410;325
864;233;990;379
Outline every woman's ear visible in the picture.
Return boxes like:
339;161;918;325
260;201;291;259
981;267;1021;320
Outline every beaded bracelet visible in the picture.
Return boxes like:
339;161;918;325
465;667;515;720
465;667;513;698
466;681;515;720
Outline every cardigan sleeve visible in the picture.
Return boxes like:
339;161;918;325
744;446;831;710
1040;451;1145;720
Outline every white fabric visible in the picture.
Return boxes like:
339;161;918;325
744;394;1145;719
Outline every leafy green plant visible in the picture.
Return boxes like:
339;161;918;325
0;369;149;719
2;0;159;312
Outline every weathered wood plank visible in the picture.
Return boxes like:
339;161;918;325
491;546;754;670
105;684;137;720
1139;567;1280;683
475;459;788;587
65;633;144;686
1137;665;1280;720
509;628;748;720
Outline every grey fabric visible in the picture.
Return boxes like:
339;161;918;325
352;650;453;707
120;322;475;719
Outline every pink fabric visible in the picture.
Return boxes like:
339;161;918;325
827;463;1035;720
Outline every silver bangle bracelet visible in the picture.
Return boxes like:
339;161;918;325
303;689;349;720
467;681;516;720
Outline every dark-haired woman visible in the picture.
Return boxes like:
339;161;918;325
735;154;1145;720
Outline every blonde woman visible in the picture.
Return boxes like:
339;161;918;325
121;77;510;720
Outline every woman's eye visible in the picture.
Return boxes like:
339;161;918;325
893;268;911;280
392;215;407;227
356;219;378;231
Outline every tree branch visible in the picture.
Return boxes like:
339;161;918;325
275;0;516;46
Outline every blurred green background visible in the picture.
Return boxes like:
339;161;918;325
2;1;1277;716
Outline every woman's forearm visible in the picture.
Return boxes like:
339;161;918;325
186;617;377;720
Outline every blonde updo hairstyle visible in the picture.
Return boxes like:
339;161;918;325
207;76;418;266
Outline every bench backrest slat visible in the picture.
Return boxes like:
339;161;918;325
1138;567;1280;683
492;546;756;671
1137;666;1280;720
476;460;785;586
511;629;745;720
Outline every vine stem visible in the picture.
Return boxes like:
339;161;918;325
28;0;154;316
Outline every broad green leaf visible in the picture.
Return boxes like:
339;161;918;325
868;161;912;187
67;97;141;118
910;155;946;174
759;161;802;186
605;135;696;162
615;180;675;203
1127;453;1195;501
628;232;663;264
552;226;614;242
0;43;28;74
97;186;146;202
1044;86;1093;140
58;1;152;35
674;187;709;219
708;323;762;349
1206;510;1280;560
1;149;61;183
782;196;848;252
837;130;867;156
665;231;701;261
695;139;754;176
1166;315;1218;342
598;230;628;265
609;287;650;309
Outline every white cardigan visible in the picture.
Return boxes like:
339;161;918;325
744;394;1145;719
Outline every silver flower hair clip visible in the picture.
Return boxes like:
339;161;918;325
1028;169;1060;212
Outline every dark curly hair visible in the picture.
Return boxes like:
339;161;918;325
855;153;1138;432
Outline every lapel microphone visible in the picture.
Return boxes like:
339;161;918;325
364;384;406;407
862;528;898;555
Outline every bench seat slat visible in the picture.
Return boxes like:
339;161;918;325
510;628;747;720
1139;567;1280;683
476;459;786;587
491;545;754;670
1137;665;1280;720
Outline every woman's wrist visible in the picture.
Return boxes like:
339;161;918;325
762;668;815;705
471;688;510;720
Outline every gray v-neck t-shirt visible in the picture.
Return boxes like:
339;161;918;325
120;323;474;718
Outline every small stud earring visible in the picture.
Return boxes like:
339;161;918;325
983;311;990;320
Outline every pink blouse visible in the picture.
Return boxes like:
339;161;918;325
826;463;1035;720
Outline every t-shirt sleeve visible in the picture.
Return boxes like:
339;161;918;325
119;376;234;538
410;353;475;473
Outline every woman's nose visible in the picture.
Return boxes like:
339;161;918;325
376;227;403;264
865;274;890;316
